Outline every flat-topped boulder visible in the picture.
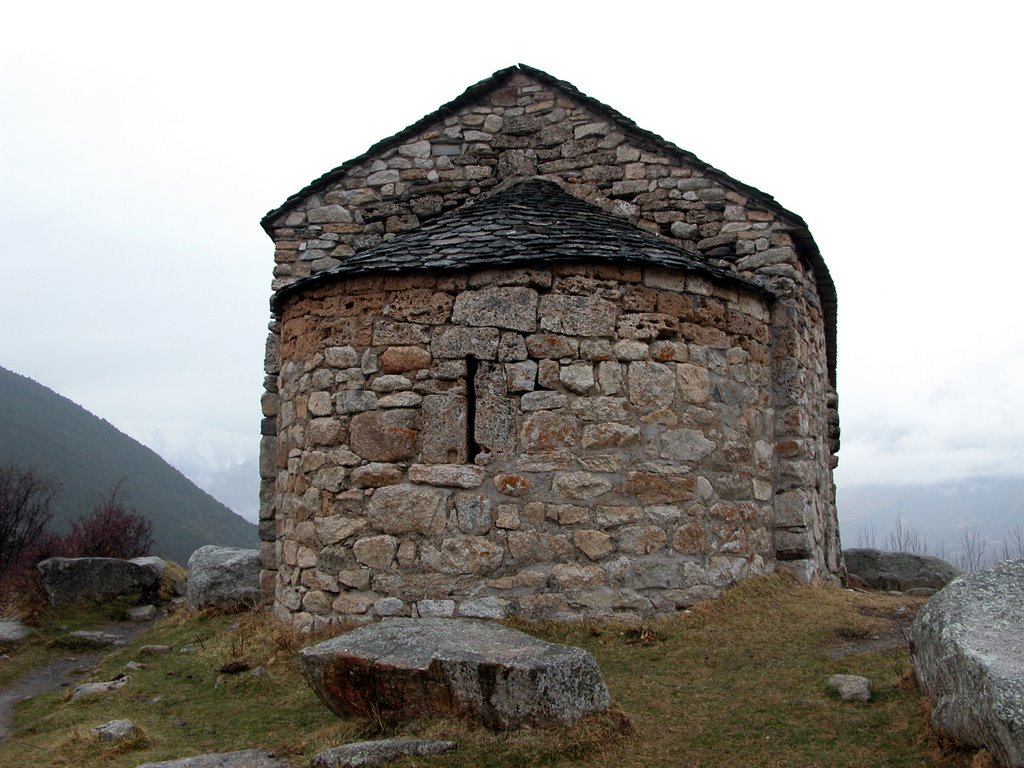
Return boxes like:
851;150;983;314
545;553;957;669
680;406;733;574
186;546;261;611
844;548;961;592
910;559;1024;767
134;750;287;768
312;738;457;767
298;617;611;730
37;557;164;606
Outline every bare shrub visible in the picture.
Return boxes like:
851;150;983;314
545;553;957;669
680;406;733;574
855;520;877;549
61;483;154;559
0;464;61;572
956;528;990;573
999;524;1024;562
886;513;926;554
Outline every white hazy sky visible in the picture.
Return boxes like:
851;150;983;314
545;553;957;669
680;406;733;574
1;1;1021;489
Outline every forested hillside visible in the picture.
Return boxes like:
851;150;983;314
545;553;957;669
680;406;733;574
0;366;257;563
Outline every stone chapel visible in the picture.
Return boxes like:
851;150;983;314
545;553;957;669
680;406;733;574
258;65;841;630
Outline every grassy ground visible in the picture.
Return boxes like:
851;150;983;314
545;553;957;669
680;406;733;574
0;574;985;767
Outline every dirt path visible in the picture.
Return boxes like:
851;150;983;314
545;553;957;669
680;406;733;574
0;618;153;742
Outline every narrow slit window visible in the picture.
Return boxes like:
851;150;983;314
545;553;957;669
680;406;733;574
466;356;481;463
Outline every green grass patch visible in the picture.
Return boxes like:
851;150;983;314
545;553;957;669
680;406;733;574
0;575;980;767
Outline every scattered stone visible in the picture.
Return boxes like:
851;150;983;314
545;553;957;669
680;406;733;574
67;631;124;647
93;718;138;741
128;604;158;622
910;559;1024;767
843;548;961;592
70;675;129;700
37;557;163;607
826;674;872;702
133;750;288;768
298;617;611;729
312;738;458;768
186;546;261;612
0;618;32;644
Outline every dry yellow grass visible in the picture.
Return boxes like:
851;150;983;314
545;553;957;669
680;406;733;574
0;574;984;767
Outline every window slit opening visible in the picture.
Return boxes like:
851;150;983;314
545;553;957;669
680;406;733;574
466;356;481;463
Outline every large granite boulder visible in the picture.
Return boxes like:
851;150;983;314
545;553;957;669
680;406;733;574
186;546;261;611
843;548;961;592
36;557;164;607
298;617;612;730
910;559;1024;767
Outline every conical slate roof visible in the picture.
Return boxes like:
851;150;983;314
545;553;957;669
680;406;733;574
270;180;769;314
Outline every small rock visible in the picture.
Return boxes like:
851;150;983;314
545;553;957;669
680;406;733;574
92;718;138;741
70;675;129;700
0;618;33;644
826;674;872;702
133;750;288;767
67;630;124;647
312;738;458;767
125;661;147;670
128;605;158;621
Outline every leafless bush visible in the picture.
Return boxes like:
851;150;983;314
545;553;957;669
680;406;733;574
955;528;990;573
855;521;877;549
0;464;61;572
886;513;927;554
61;483;154;559
1000;524;1024;561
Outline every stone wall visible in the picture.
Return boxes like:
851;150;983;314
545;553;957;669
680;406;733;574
260;67;841;626
271;263;781;629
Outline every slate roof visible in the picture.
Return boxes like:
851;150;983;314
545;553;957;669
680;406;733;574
262;64;837;383
270;180;771;315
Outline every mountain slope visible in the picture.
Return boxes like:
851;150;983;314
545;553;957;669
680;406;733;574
838;475;1024;552
0;365;257;563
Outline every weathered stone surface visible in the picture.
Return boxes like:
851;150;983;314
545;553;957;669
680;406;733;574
628;361;675;409
71;676;129;700
844;548;961;592
37;557;163;607
298;618;612;729
452;287;538;332
552;472;612;500
408;464;485;488
349;409;418;462
538;295;616;336
134;750;288;768
432;326;499;360
559;362;595;394
910;559;1024;767
311;738;457;768
350;463;402;488
365;484;447;535
661;429;716;462
186;547;261;611
379;346;432;373
93;718;138;741
68;630;125;647
0;618;32;644
826;674;871;702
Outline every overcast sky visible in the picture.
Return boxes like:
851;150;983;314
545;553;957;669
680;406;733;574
1;1;1021;490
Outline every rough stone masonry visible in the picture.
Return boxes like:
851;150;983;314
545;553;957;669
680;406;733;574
258;65;841;630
